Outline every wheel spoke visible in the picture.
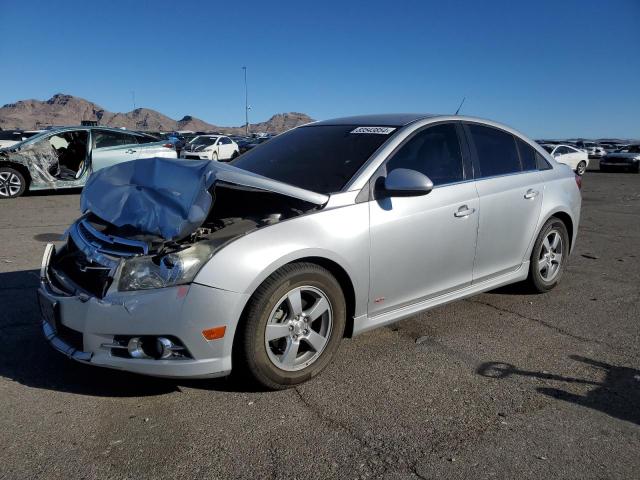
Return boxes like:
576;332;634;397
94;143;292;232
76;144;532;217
304;330;327;352
550;232;560;250
538;261;547;273
305;296;329;322
542;237;551;252
265;323;291;341
286;289;303;316
280;338;300;366
553;253;562;264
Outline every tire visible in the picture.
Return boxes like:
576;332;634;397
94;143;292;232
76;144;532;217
527;217;570;293
234;262;346;390
576;161;587;176
631;163;640;174
599;164;610;172
0;167;26;199
231;150;239;160
211;152;218;161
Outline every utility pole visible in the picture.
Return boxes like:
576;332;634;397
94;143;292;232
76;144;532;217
242;66;249;135
131;90;136;111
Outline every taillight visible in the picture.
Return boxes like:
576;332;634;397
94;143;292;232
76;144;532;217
575;174;582;190
162;143;175;149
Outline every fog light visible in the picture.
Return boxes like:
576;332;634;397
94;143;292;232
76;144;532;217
156;337;175;359
127;337;150;359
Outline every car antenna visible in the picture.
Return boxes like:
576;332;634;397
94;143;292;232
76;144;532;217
454;97;466;115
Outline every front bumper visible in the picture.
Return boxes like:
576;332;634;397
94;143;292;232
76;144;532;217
39;244;250;378
180;151;212;160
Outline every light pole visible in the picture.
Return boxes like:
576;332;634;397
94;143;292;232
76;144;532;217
242;66;249;135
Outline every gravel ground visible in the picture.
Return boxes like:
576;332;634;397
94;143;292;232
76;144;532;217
0;167;638;479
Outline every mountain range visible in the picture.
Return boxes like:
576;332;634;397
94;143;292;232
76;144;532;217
0;94;314;134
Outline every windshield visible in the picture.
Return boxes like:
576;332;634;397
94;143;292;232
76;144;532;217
6;130;51;149
618;145;640;153
190;136;218;146
232;125;396;193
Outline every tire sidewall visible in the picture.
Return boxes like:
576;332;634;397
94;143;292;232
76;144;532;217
530;218;569;292
0;167;26;199
576;161;586;175
241;265;346;389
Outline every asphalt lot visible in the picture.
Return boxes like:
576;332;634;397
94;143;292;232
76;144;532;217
1;164;639;479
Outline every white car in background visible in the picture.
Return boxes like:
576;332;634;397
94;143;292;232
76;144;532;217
541;144;589;175
180;135;239;161
0;130;44;149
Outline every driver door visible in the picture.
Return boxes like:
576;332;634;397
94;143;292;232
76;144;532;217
368;122;479;316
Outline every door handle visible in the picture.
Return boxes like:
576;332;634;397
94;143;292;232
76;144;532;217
126;149;137;154
524;189;539;199
454;205;476;218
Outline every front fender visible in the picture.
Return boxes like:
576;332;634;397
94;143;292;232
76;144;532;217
194;202;370;317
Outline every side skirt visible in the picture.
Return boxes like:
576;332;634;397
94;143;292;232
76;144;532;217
352;262;530;336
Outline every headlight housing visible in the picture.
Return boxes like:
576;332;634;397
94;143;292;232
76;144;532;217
117;242;214;291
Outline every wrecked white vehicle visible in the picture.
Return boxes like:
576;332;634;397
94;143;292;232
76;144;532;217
0;126;177;198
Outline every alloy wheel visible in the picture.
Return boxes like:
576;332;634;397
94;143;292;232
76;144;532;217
264;286;333;372
0;171;22;197
577;162;586;175
538;229;563;281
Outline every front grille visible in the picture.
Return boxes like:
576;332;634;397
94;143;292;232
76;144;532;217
76;219;148;257
56;322;84;352
50;238;114;298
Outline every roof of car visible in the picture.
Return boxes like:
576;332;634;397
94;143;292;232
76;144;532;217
311;113;438;127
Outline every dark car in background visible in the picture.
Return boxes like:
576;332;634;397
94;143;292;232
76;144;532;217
600;144;640;173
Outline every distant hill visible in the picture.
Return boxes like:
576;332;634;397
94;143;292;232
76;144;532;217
0;94;314;134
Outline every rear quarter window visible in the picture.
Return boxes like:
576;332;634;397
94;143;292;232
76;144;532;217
516;138;538;171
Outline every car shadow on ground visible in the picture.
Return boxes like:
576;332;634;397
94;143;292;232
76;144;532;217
477;356;640;425
0;269;261;397
25;188;82;197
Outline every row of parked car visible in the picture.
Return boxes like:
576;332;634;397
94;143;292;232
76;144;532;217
535;139;640;175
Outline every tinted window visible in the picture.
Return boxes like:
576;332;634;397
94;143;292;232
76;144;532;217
232;125;394;193
94;131;137;148
135;134;159;144
536;152;552;170
386;123;464;186
220;137;232;145
468;124;521;177
516;138;537;171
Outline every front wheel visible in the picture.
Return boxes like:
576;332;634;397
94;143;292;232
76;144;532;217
0;167;26;199
235;263;346;389
526;218;570;293
211;152;218;161
576;161;587;176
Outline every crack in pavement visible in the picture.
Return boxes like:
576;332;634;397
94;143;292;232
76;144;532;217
293;387;428;479
465;298;606;347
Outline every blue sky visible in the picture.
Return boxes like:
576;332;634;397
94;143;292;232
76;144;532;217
0;0;638;138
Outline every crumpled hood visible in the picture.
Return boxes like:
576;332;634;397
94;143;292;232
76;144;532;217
80;157;328;241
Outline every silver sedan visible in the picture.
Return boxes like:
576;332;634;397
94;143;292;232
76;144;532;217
38;114;581;389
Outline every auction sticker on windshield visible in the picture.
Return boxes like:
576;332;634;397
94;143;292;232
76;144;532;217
350;127;396;134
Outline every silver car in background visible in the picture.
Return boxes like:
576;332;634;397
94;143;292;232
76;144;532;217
38;114;581;389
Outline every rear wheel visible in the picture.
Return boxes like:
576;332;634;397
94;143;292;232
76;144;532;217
0;167;26;199
527;218;569;293
576;161;587;175
235;262;346;390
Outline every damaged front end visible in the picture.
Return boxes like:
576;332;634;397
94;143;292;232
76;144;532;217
47;157;328;298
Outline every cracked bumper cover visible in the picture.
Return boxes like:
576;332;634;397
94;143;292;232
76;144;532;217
38;244;250;378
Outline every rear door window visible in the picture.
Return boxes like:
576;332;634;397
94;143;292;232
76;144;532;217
94;130;138;148
516;138;538;171
467;124;521;178
385;123;465;186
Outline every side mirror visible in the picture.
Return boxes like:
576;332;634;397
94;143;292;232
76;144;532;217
383;168;433;197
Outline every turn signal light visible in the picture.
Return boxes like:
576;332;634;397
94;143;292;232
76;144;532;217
202;326;226;340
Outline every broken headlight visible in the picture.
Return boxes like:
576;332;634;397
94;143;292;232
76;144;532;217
117;243;214;291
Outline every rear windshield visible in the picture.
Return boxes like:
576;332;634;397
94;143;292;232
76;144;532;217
232;125;395;193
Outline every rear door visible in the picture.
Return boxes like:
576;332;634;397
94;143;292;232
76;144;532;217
464;123;544;283
368;122;479;316
91;130;141;171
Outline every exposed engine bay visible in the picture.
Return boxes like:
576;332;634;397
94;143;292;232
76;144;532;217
47;158;324;299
